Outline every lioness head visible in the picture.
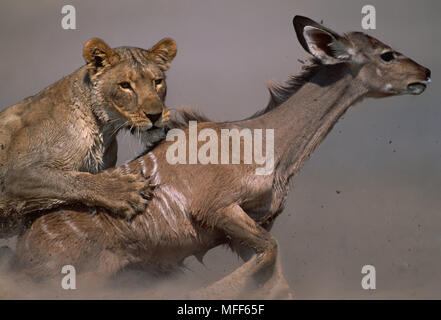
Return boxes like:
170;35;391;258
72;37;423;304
83;37;177;131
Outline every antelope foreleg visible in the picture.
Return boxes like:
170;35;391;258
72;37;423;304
190;204;292;299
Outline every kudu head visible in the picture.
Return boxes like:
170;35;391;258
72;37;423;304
293;16;431;97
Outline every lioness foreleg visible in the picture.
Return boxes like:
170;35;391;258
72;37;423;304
2;165;152;219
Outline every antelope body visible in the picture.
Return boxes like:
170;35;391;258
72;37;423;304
15;16;431;298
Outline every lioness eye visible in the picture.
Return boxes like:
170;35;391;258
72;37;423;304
154;79;163;86
380;51;396;62
119;82;132;90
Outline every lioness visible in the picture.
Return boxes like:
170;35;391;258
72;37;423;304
0;37;177;237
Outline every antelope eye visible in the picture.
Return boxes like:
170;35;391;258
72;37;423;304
119;82;132;90
380;51;396;62
154;79;163;86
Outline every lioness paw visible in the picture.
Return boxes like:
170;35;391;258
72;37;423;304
94;171;154;219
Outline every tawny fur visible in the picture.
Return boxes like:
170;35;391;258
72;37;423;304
0;38;177;237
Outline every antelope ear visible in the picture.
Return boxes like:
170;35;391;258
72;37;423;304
293;16;352;64
83;38;118;75
148;38;177;71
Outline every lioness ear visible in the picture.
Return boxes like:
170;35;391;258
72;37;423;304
83;38;118;75
293;16;352;64
148;38;177;71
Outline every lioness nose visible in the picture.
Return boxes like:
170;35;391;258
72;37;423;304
145;112;161;124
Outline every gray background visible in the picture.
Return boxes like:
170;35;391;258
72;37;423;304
1;0;440;299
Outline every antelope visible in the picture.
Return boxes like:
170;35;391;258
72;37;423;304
14;16;431;299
